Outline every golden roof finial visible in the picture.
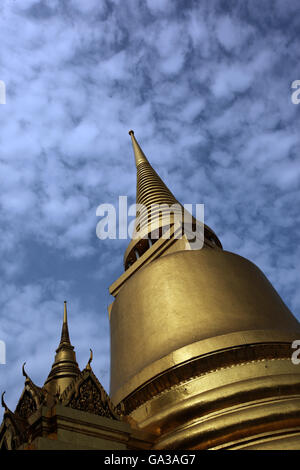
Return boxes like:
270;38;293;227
22;362;29;380
43;301;80;396
64;300;67;322
1;391;8;411
86;349;93;370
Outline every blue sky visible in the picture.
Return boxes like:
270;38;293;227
0;0;300;421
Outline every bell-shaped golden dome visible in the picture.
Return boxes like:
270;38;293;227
110;248;300;402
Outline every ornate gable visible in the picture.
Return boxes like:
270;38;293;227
0;394;27;450
0;415;21;450
15;389;38;420
14;363;45;421
60;367;120;420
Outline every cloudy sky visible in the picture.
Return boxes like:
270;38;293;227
0;0;299;420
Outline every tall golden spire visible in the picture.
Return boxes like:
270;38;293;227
128;130;182;230
44;301;80;396
124;131;221;269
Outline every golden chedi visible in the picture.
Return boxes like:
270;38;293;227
1;131;300;451
109;131;300;450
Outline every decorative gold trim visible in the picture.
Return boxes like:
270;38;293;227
119;341;294;414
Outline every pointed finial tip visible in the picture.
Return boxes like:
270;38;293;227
128;130;134;136
63;300;68;324
86;348;93;370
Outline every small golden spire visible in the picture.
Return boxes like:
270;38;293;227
59;301;71;347
64;300;67;323
1;391;8;411
44;301;80;396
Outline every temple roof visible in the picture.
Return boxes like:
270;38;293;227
0;303;121;449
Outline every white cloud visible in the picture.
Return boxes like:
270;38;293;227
215;15;253;51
